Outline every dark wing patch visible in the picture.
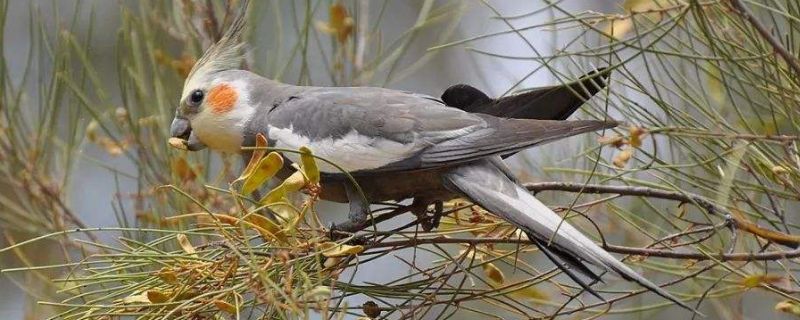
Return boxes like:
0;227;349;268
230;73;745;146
440;84;491;110
442;68;610;121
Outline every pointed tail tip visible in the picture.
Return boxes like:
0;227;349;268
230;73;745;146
590;66;612;78
605;258;702;317
693;309;707;318
582;67;612;90
602;119;619;129
581;119;618;131
677;301;705;318
635;278;704;317
648;281;704;317
644;283;705;317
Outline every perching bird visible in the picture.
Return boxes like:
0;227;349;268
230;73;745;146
169;1;698;314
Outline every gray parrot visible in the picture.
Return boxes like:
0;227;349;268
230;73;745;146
169;1;699;314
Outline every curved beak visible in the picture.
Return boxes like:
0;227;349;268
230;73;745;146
170;116;207;151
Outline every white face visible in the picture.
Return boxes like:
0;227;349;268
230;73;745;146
171;76;254;153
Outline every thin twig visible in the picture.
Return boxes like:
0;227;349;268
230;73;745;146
729;0;800;76
525;182;725;215
649;127;800;143
364;236;800;261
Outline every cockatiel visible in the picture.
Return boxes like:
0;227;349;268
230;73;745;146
169;1;699;314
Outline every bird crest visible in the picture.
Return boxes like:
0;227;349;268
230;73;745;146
184;0;250;91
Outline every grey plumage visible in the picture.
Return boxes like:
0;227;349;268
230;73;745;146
417;117;612;168
259;78;615;172
175;69;698;314
442;159;698;312
168;1;701;314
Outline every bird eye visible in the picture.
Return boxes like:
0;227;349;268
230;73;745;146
188;89;204;106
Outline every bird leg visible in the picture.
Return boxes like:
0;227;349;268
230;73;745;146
329;182;371;235
432;200;444;230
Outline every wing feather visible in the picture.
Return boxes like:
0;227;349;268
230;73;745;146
266;86;614;172
418;118;615;168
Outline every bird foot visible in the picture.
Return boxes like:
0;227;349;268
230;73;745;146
411;199;444;232
328;222;368;245
328;182;371;237
329;220;360;237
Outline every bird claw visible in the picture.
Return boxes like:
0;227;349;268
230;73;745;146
411;199;444;232
328;222;369;245
331;182;370;235
328;221;356;240
431;200;444;230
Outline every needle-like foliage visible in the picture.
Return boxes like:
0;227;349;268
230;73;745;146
3;0;800;319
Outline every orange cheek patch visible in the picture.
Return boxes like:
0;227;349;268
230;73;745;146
207;84;238;114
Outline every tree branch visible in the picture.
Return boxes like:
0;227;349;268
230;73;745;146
524;182;725;215
365;236;800;261
525;182;800;248
729;0;800;76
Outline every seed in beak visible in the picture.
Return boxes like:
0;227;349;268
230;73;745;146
168;137;189;150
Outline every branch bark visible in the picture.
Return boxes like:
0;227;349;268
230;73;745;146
366;236;800;261
729;0;800;76
526;182;800;248
337;181;800;261
524;182;725;215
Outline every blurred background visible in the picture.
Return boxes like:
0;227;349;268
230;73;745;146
3;0;800;319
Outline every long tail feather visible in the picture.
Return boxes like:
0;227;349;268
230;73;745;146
529;235;605;301
442;160;702;315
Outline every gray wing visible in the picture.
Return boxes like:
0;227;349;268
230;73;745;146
267;86;479;145
416;117;612;169
266;86;613;173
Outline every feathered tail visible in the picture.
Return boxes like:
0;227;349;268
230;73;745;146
442;159;701;315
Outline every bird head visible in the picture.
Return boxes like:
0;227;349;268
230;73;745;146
170;0;252;153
